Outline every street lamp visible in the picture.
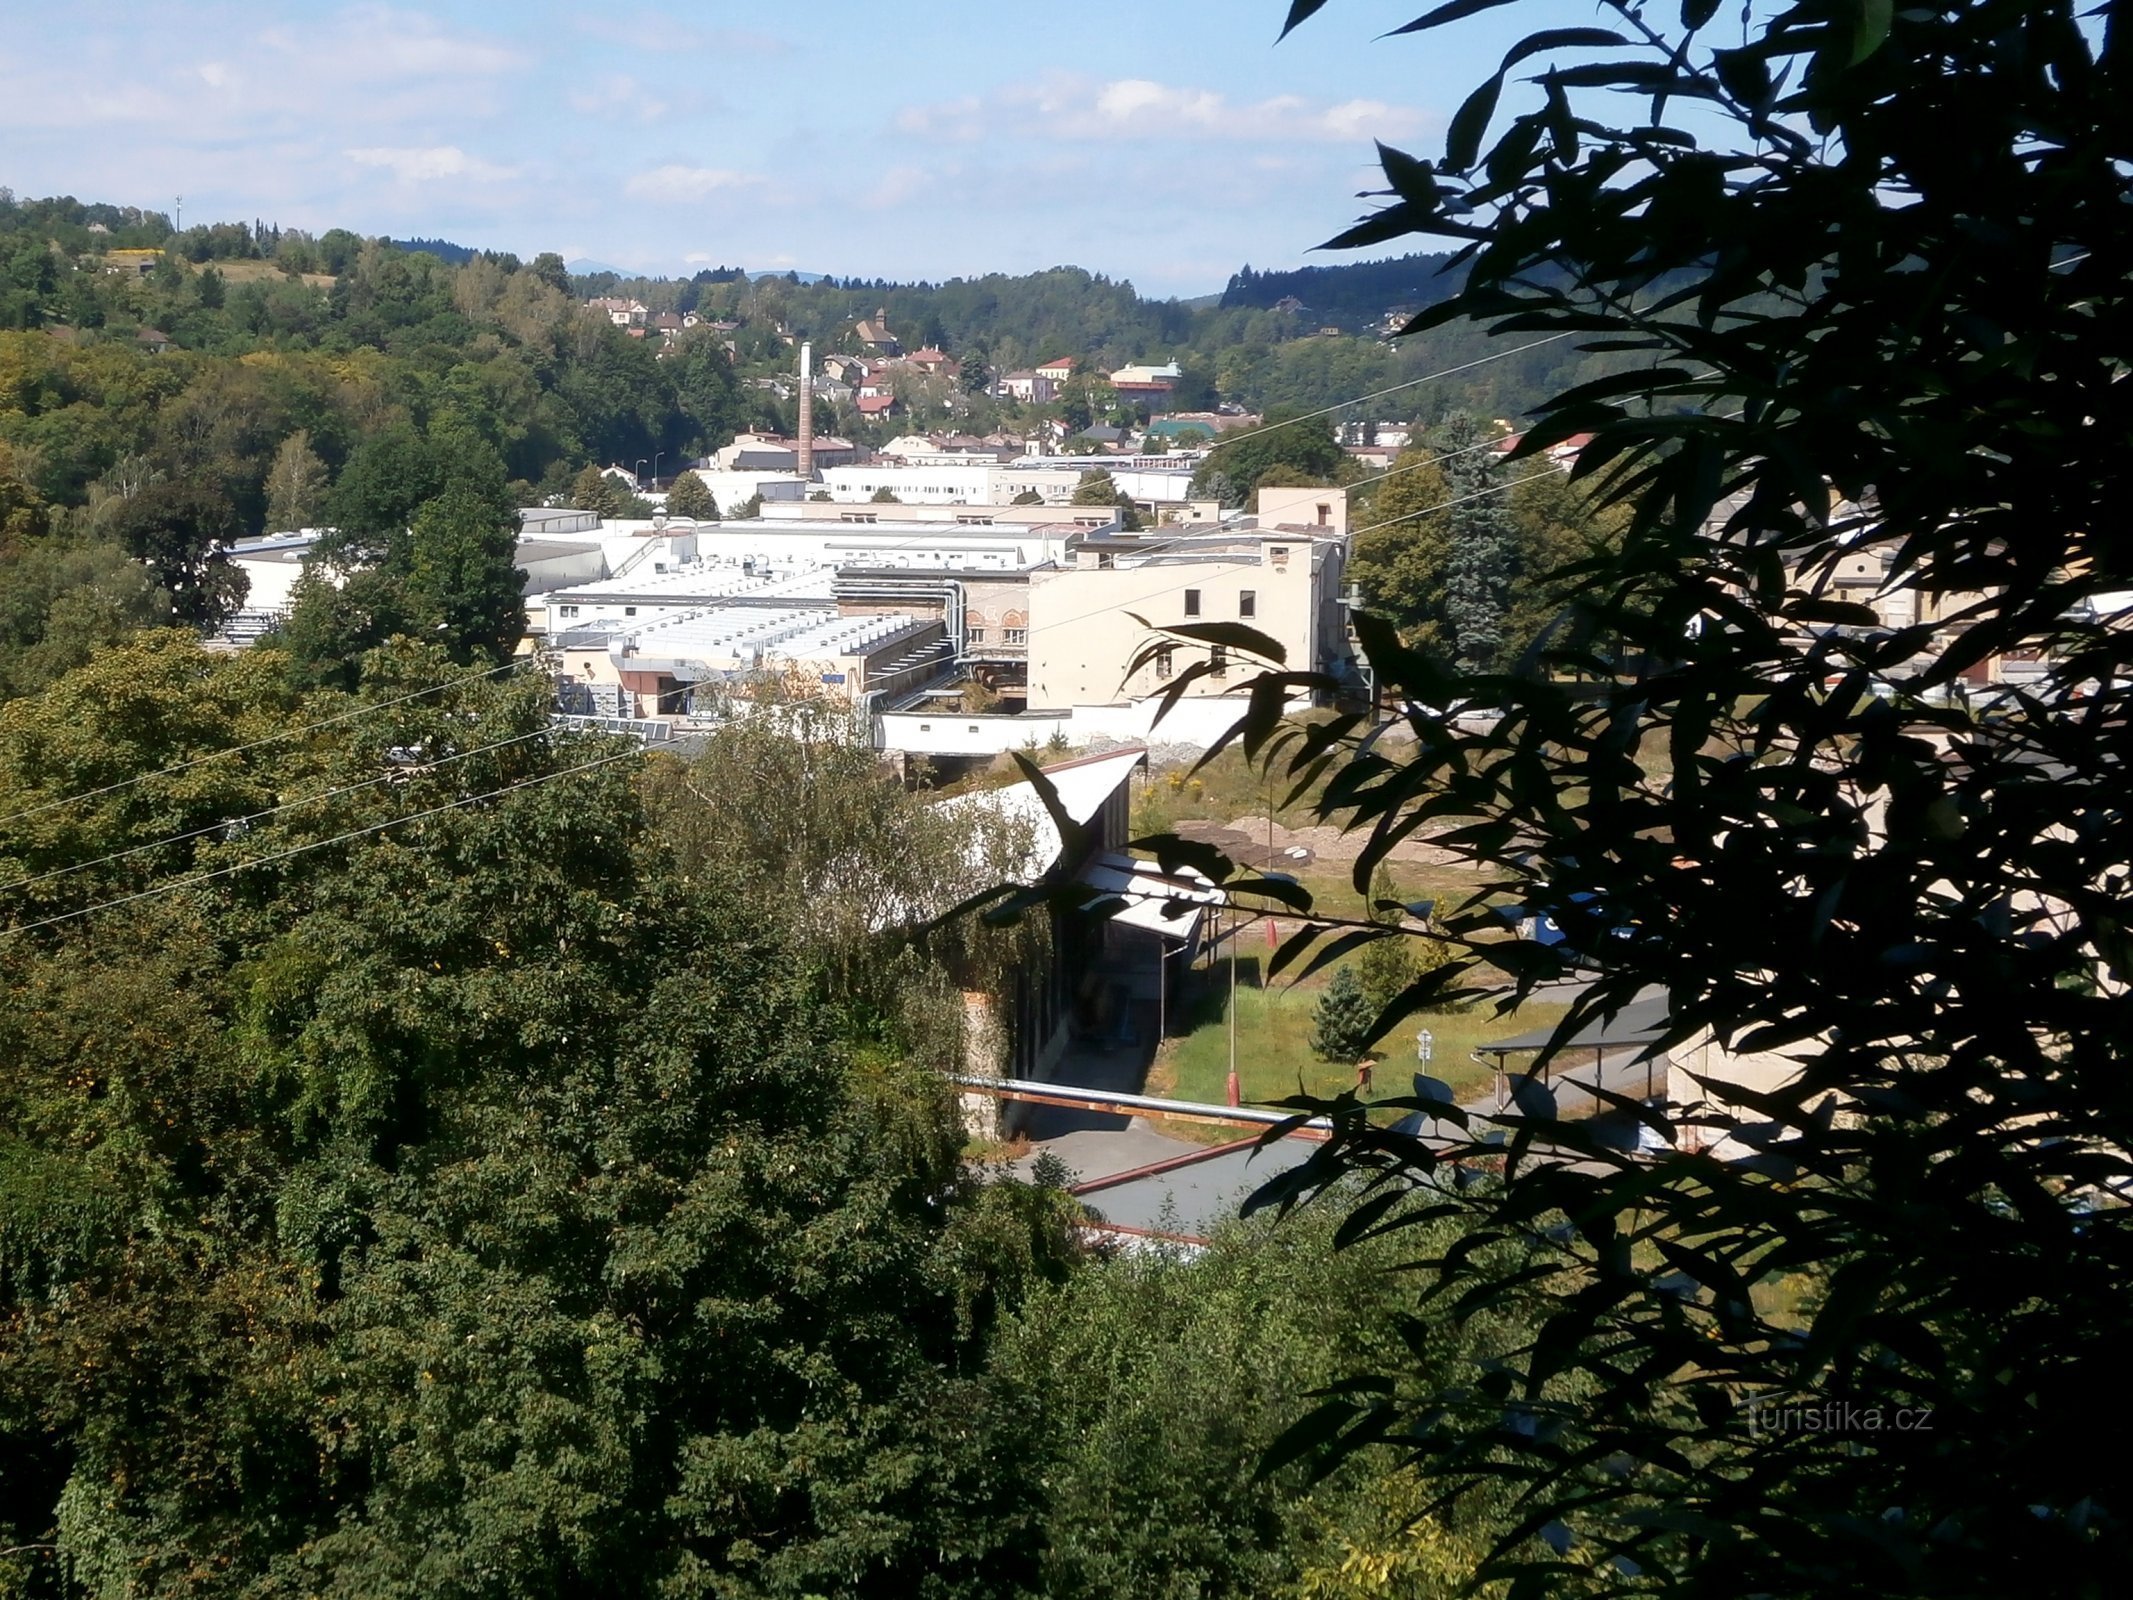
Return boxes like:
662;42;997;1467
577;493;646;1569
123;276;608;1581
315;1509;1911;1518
651;450;664;488
633;457;649;488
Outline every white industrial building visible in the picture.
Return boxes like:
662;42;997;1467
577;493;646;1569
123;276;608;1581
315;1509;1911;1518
818;461;1199;508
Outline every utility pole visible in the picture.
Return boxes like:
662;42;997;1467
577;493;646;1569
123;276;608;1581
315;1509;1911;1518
174;195;183;231
1226;898;1240;1107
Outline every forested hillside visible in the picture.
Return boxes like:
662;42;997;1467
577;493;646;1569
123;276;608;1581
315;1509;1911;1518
0;644;1538;1594
1220;250;1468;326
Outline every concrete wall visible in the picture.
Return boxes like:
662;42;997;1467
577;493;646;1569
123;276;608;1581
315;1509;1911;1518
1256;484;1350;535
1025;536;1336;708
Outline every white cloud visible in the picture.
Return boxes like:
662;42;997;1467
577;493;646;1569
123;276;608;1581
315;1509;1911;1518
346;145;518;183
623;164;764;202
568;73;668;121
863;164;930;211
897;74;1425;146
257;6;526;82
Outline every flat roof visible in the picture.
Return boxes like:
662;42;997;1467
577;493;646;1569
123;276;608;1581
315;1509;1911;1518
548;565;837;607
620;606;933;669
518;538;603;562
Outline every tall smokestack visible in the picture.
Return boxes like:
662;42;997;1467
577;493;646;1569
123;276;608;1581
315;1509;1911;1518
797;341;814;482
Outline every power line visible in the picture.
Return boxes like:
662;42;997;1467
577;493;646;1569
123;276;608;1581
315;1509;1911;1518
0;723;563;898
1031;461;1574;641
0;744;644;943
0;656;534;832
1184;332;1579;458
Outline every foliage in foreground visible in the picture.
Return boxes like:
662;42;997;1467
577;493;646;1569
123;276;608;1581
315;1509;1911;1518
0;638;1087;1596
1105;0;2133;1594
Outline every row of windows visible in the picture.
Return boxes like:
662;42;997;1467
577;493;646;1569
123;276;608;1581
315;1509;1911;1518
1151;644;1227;680
1182;589;1255;619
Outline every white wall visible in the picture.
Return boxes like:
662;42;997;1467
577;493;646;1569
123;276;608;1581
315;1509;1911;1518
878;693;1295;756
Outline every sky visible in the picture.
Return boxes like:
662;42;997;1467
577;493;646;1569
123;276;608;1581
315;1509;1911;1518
0;1;1544;297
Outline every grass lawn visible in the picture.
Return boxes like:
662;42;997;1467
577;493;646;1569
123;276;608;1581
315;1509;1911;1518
1149;952;1568;1114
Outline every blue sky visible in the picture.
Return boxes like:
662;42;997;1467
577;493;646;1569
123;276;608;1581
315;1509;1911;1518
0;1;1542;296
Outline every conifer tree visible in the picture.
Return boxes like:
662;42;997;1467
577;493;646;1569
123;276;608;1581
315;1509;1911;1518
1309;965;1375;1062
1434;413;1515;672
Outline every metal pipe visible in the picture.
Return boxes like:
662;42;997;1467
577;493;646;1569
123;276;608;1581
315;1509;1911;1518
946;1073;1331;1134
1067;1134;1265;1197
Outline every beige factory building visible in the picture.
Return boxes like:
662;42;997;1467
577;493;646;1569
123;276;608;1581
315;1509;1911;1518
1024;529;1347;709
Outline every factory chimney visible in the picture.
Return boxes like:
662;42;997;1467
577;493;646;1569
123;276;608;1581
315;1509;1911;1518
797;340;814;482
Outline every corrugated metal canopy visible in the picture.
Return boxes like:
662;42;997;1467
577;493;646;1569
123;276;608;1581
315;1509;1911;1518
1478;992;1672;1056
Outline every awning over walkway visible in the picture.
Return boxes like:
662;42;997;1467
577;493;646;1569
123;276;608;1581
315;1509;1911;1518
1478;992;1672;1057
1075;849;1225;943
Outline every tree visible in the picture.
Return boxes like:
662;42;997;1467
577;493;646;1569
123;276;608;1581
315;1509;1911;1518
569;462;625;518
397;479;525;661
668;330;745;452
1346;447;1453;650
0;447;50;555
283;430;523;681
1011;488;1044;506
1172;1;2133;1594
1308;965;1374;1063
1354;866;1424;1028
664;470;717;520
1074;468;1144;531
870;486;902;504
195;263;225;310
1504;467;1628;666
1192;409;1345;497
977;1203;1524;1598
102;478;246;627
263;428;328;532
0;534;169;699
1434;415;1516;672
0;636;1081;1595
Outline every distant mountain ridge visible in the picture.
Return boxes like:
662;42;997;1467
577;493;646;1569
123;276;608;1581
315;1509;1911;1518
390;236;480;265
1220;251;1468;326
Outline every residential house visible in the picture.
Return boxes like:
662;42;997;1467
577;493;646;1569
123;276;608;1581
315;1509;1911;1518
997;370;1056;404
854;309;900;355
135;327;172;353
102;248;162;278
713;432;860;473
587;297;648;328
1107;361;1181;403
905;347;958;378
1034;357;1077;385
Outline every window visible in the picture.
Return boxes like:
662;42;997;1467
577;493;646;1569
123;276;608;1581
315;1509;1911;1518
1154;643;1176;678
1209;647;1228;679
1004;627;1027;645
1184;588;1202;617
1098;551;1114;569
624;606;637;617
1316;502;1332;526
560;605;579;618
967;626;987;643
1270;546;1291;567
1239;590;1257;619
